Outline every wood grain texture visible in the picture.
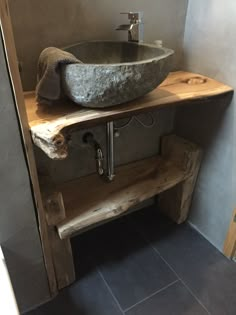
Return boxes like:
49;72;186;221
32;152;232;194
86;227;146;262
56;135;202;239
224;209;236;259
45;193;75;289
0;0;57;295
56;140;196;240
24;71;233;159
159;135;202;223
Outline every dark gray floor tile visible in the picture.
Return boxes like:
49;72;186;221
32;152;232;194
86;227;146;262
80;218;177;310
27;239;122;315
126;281;208;315
27;268;122;315
132;206;236;315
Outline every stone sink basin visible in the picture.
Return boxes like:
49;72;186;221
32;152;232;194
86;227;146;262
62;41;174;108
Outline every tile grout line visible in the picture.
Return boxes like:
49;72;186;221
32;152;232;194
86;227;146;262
179;279;212;315
123;279;179;313
97;267;125;315
154;247;211;315
151;247;212;315
132;221;212;315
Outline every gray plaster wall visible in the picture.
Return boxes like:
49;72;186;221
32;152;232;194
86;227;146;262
0;32;50;312
36;110;175;183
9;0;188;91
175;0;236;251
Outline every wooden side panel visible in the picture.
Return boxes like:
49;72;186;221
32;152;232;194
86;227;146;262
0;0;57;294
224;209;236;259
159;135;203;224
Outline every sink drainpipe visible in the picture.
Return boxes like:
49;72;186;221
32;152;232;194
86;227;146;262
106;121;115;181
83;122;115;182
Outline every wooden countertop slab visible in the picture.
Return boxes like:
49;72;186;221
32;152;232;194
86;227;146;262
24;71;233;159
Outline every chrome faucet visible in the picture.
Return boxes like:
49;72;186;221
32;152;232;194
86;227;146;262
116;12;144;42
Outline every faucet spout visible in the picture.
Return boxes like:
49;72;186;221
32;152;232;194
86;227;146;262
116;24;133;31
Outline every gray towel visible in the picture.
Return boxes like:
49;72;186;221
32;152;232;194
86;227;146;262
36;47;81;104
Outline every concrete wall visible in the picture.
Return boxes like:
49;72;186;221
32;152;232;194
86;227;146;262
35;110;175;183
9;0;188;91
175;0;236;251
0;32;50;312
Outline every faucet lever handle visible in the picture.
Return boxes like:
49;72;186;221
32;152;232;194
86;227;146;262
120;12;143;23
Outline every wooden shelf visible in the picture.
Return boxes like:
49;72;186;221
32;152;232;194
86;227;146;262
51;134;202;239
56;156;186;239
24;71;233;160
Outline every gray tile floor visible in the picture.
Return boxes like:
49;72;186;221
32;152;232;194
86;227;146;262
27;206;236;315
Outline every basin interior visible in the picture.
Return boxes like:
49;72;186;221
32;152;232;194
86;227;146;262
65;41;166;64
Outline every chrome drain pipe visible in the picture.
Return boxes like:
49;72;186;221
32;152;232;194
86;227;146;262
106;121;115;181
83;132;104;177
83;122;115;182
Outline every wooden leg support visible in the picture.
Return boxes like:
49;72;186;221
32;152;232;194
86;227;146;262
159;135;203;224
224;209;236;259
45;192;75;290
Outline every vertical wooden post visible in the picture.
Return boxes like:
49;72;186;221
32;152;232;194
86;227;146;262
159;135;202;224
224;209;236;259
45;192;76;289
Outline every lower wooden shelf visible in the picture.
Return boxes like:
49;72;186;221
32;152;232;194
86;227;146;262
56;156;187;239
42;135;202;242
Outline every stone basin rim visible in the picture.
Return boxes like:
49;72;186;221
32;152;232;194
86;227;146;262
63;40;174;66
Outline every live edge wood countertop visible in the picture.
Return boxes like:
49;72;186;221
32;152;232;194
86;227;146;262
24;71;233;160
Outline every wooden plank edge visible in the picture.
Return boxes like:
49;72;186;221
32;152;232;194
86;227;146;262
223;209;236;259
57;199;155;237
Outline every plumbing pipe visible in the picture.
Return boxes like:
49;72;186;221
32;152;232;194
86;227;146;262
83;122;115;181
83;132;104;176
106;121;115;181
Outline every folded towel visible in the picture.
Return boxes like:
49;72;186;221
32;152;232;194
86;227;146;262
36;47;81;104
